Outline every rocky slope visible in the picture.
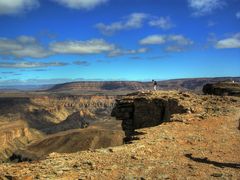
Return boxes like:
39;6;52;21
0;95;115;162
10;121;124;162
0;121;43;163
0;90;239;179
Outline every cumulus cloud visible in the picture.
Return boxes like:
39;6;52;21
108;47;148;57
215;33;240;49
0;0;39;15
52;0;108;10
50;39;115;54
96;13;176;35
188;0;225;16
50;39;147;57
17;35;37;43
96;13;148;35
140;34;192;46
139;35;166;45
236;11;240;19
0;36;148;59
0;61;68;68
0;36;51;59
149;16;174;30
139;34;193;52
167;35;193;46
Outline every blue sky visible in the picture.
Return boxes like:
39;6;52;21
0;0;239;85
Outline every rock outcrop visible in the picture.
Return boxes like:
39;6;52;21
203;81;240;97
111;91;188;138
112;90;240;141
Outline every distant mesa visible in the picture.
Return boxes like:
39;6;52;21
47;77;240;93
203;80;240;97
48;81;147;92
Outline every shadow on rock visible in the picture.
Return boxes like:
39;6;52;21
123;130;146;144
185;153;240;169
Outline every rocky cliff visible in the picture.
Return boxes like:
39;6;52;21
112;90;240;141
203;81;240;96
111;91;187;138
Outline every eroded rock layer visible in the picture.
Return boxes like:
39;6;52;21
0;95;116;162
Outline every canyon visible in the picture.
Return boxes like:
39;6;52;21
0;80;239;179
0;95;124;163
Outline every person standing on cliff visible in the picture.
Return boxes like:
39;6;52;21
152;80;157;91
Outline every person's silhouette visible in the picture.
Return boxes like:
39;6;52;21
152;80;157;91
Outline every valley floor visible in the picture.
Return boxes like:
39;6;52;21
0;111;239;179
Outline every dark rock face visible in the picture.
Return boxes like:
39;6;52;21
203;81;240;97
9;153;33;163
111;92;187;139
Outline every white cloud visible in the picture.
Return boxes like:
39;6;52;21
51;39;147;57
165;46;185;52
0;0;39;15
139;34;193;52
215;33;240;49
52;0;108;10
140;34;193;46
0;38;22;50
0;61;68;68
168;35;193;46
188;0;225;16
50;39;115;54
0;36;51;58
17;35;37;43
108;47;148;57
0;36;148;59
139;35;166;45
149;17;174;30
96;13;148;35
96;14;176;35
236;11;240;19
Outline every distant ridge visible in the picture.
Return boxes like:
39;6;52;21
48;77;240;92
48;81;149;92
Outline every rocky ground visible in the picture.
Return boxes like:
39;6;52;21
0;90;239;179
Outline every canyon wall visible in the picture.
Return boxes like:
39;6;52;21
0;95;116;162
